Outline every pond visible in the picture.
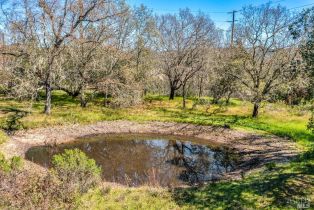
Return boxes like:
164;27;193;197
25;134;240;187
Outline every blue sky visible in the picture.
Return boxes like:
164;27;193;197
126;0;314;30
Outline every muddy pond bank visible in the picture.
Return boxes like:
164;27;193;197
0;121;301;182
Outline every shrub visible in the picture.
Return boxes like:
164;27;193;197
110;84;143;108
52;149;102;195
0;169;68;209
0;153;23;173
0;150;102;209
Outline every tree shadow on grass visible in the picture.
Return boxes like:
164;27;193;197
152;107;249;127
152;107;314;145
51;92;80;107
36;91;80;107
172;150;314;209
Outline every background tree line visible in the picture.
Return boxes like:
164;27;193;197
0;0;313;120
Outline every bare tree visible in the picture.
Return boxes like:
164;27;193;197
2;0;121;114
156;9;217;108
55;1;126;107
132;5;157;95
95;2;145;107
232;4;299;117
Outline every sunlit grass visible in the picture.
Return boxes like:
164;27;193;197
0;92;312;147
0;91;313;209
173;160;314;209
0;130;7;145
77;186;189;210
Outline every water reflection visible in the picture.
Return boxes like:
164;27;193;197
26;134;240;187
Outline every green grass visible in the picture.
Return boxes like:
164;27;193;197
0;91;313;209
0;92;312;147
173;151;314;209
77;187;188;210
0;130;7;144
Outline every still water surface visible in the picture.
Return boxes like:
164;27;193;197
26;134;240;187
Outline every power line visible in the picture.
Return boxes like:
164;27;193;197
149;8;227;14
224;2;314;34
149;0;287;14
147;1;314;15
288;3;314;11
144;1;314;31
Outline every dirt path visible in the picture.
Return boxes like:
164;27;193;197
0;120;301;179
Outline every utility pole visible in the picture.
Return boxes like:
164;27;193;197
227;10;238;47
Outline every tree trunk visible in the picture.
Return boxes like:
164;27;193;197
44;83;52;115
225;97;230;104
252;102;259;118
169;87;175;100
104;84;108;107
225;92;232;104
44;55;55;115
212;96;220;104
182;85;186;109
80;89;87;108
198;77;203;99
